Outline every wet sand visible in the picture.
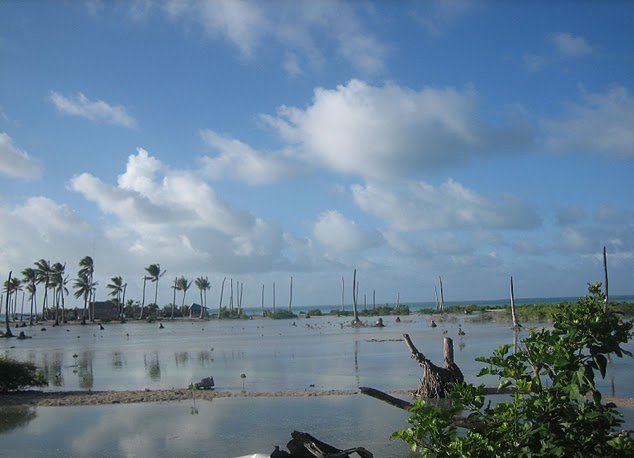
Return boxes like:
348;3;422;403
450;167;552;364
2;388;632;409
0;388;410;407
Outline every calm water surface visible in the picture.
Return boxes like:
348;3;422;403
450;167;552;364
1;315;632;457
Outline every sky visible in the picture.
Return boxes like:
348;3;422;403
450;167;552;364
1;1;633;308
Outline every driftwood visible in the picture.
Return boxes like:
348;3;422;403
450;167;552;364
403;334;463;398
270;431;374;458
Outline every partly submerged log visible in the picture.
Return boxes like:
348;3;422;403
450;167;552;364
268;431;374;458
403;333;463;398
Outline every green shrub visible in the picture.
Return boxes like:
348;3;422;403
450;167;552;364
0;356;47;392
263;309;296;319
393;283;633;456
306;309;322;316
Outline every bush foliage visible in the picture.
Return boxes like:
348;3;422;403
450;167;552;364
393;283;634;457
0;356;47;392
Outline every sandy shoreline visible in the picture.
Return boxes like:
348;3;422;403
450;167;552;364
2;388;633;409
0;388;410;407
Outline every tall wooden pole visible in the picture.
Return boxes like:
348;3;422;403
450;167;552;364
288;276;293;312
510;276;520;331
603;246;609;312
341;276;345;312
352;269;359;324
439;276;445;313
261;283;265;316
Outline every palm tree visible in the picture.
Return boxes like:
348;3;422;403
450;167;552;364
73;273;97;325
78;256;95;321
175;276;192;318
7;277;21;321
195;276;211;319
3;276;20;322
106;276;124;319
138;275;151;320
50;262;68;325
145;264;166;309
34;259;52;320
3;271;14;337
22;267;37;325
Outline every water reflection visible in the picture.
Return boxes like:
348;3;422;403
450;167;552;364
78;351;94;390
144;352;161;381
2;318;632;396
175;351;189;366
0;396;417;457
112;351;124;370
41;352;64;387
0;406;37;433
196;350;214;366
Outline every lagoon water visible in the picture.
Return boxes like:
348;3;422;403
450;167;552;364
1;314;633;457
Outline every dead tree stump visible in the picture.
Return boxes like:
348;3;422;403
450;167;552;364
403;333;463;398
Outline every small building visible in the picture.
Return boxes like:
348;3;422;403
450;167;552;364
91;301;119;321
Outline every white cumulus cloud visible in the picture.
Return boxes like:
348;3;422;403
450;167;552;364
313;210;381;253
0;132;42;179
543;86;634;157
67;147;296;275
161;0;386;75
550;32;595;58
49;91;137;128
199;129;298;185
351;179;541;231
263;79;531;180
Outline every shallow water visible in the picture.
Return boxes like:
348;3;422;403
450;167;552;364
0;395;416;457
2;316;632;396
1;315;633;457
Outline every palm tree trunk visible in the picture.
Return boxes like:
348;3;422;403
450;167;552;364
139;277;147;320
4;272;14;337
171;277;176;320
29;291;35;326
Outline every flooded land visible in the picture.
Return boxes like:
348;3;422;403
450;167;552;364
1;314;633;457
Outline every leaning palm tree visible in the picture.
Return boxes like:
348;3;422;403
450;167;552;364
138;275;152;320
106;276;124;319
73;273;97;325
175;276;192;318
22;267;37;325
3;271;14;337
145;264;166;309
34;259;52;320
195;276;211;319
50;262;68;325
3;276;20;323
78;256;95;322
7;277;21;321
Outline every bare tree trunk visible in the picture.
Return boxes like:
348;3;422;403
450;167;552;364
171;277;177;320
218;276;226;319
439;276;445;313
397;292;400;308
510;276;521;331
121;283;127;322
288;276;293;312
603;246;609;312
434;285;440;311
261;283;265;316
229;278;233;311
373;289;376;312
139;276;147;320
273;281;276;312
402;333;463;398
341;276;345;312
352;269;360;324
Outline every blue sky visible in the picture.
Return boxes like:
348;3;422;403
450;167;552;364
1;1;633;307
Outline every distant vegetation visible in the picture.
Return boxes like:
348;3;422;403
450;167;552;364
263;310;296;319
